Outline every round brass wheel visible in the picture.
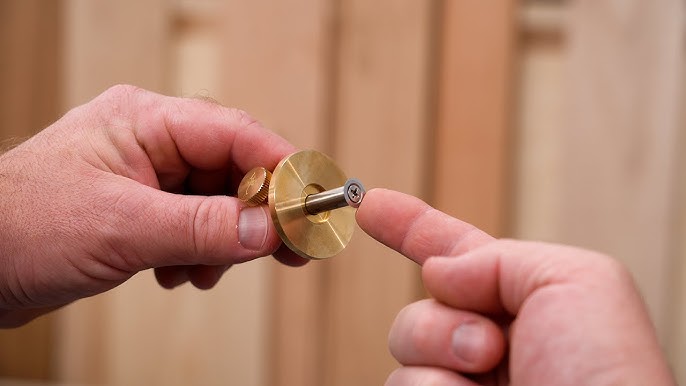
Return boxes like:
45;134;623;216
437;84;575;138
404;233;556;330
268;150;356;259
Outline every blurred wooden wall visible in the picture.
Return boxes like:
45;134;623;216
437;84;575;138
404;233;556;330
0;0;61;380
1;0;685;385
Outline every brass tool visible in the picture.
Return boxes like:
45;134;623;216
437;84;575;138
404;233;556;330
237;166;271;206
238;150;365;259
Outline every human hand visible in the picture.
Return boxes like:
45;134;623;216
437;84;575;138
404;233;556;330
357;189;675;385
0;85;307;327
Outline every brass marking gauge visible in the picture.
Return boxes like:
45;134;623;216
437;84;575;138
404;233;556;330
237;150;365;259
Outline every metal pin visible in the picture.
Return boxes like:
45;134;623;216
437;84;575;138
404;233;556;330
304;178;365;215
238;168;365;214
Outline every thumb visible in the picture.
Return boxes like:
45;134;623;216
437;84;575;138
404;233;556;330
110;185;282;271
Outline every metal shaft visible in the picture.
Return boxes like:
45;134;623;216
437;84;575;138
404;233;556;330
304;178;365;215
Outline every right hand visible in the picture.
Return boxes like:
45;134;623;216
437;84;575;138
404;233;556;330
356;188;675;385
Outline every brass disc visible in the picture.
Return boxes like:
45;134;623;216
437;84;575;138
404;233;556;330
268;150;355;259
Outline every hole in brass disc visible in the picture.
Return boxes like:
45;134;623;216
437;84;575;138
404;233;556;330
302;183;329;223
268;149;354;259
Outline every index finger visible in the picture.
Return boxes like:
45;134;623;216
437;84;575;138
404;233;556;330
355;189;493;265
91;85;295;180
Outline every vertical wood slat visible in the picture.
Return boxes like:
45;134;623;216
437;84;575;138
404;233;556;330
0;0;61;141
110;6;275;385
55;1;170;384
560;0;684;346
433;0;519;237
217;2;335;386
0;0;61;380
512;25;566;243
324;1;434;385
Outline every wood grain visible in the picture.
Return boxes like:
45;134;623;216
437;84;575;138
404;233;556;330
216;1;335;385
0;0;61;380
0;0;60;140
323;1;433;384
433;0;519;237
54;0;170;384
560;0;684;343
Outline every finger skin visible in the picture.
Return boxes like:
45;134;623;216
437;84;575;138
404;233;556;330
78;85;296;191
386;367;478;386
389;299;505;373
423;240;675;385
92;181;284;270
356;189;493;265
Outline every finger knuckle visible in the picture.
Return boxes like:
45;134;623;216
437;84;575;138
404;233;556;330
102;84;145;101
190;198;229;258
408;304;438;357
230;108;259;129
592;253;634;284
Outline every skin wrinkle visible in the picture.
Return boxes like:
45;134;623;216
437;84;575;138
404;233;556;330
51;213;130;290
8;254;34;308
163;99;239;175
481;241;579;314
133;121;188;191
190;198;205;258
103;126;152;182
97;187;149;272
448;226;488;256
490;249;507;316
398;206;434;263
62;249;128;296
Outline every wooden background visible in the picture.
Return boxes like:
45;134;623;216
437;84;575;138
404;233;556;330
1;0;684;385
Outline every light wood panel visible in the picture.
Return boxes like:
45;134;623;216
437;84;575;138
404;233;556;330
560;0;684;343
216;2;335;385
0;0;61;380
433;0;519;237
323;1;433;385
55;0;171;384
516;1;686;382
0;0;61;140
513;20;566;242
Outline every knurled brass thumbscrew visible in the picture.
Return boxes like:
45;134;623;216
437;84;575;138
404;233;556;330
238;167;365;214
237;167;272;206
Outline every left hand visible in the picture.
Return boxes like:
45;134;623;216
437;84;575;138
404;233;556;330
0;85;306;327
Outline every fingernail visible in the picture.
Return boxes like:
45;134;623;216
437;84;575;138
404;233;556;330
238;206;269;251
451;321;485;363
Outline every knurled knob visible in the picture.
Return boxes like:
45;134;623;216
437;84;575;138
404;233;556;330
237;166;272;206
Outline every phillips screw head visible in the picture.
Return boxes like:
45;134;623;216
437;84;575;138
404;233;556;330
344;179;365;208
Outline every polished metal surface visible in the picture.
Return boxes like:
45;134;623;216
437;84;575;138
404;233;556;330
304;186;346;215
343;179;365;208
303;178;366;214
237;166;271;206
268;150;356;259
